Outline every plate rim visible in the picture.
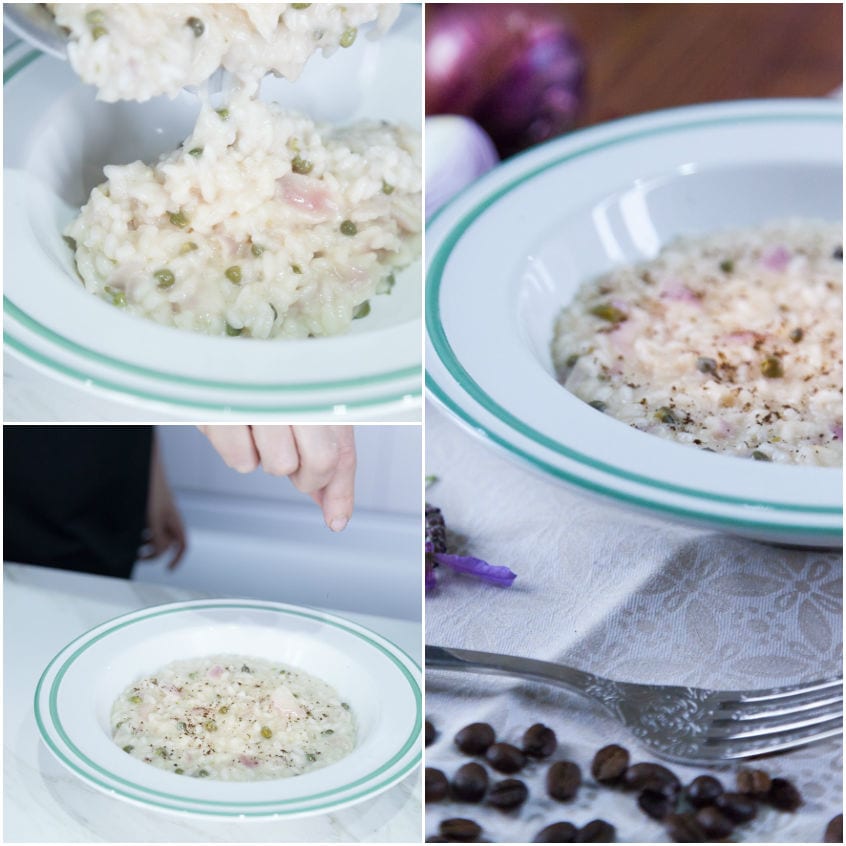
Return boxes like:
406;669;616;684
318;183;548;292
4;44;423;415
34;599;422;818
426;99;843;536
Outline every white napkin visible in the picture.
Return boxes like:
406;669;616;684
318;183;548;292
425;401;842;842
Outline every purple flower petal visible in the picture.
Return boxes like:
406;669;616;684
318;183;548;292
433;552;517;588
425;567;438;591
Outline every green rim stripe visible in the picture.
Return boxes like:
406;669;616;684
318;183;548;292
426;109;842;524
5;329;419;414
3;38;23;55
3;48;39;82
3;51;422;408
35;602;421;816
427;373;834;536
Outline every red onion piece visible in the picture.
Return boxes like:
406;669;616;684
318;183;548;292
426;4;586;158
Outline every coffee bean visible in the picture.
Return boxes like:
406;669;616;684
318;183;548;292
439;818;482;841
425;767;449;803
623;762;681;797
451;762;488;803
454;722;496;755
534;822;578;842
824;813;843;843
694;806;734;839
685;775;723;808
485;742;526;774
487;777;528;810
590;744;629;784
768;777;802;811
574;819;615;842
714;792;758;823
736;768;771;796
547;760;582;801
637;787;673;820
665;812;707;842
522;723;557;758
425;719;436;746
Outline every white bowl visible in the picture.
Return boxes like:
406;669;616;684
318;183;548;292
34;600;421;818
426;99;843;547
3;8;422;421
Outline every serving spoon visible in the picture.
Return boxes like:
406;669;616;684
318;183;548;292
5;4;67;59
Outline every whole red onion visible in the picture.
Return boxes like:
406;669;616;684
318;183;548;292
426;4;587;158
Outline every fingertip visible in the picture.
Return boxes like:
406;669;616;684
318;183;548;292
328;515;349;532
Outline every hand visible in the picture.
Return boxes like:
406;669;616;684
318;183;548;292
199;426;356;531
140;439;187;569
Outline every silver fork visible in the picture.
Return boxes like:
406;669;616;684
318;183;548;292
427;645;843;765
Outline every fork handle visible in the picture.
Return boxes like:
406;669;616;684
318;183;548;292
426;644;603;700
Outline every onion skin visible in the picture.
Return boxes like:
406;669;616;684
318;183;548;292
426;4;586;158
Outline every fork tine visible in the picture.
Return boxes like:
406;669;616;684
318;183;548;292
722;677;842;705
696;718;843;761
707;704;842;740
715;690;843;721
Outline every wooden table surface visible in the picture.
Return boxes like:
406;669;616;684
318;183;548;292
560;3;842;126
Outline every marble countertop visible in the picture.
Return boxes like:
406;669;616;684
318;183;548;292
4;563;421;842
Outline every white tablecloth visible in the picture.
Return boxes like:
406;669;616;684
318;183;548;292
425;401;841;843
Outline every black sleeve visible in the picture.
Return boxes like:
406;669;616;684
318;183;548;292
4;425;154;579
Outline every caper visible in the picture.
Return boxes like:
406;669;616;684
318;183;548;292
696;356;717;374
588;400;607;412
306;753;317;762
719;258;734;273
197;769;209;777
169;210;189;228
218;705;229;714
186;16;204;37
154;269;175;289
655;406;678;425
240;664;252;673
156;747;168;758
62;234;77;251
85;9;105;24
104;285;126;307
340;220;357;236
291;264;303;274
129;694;142;704
381;180;395;195
180;241;198;254
377;272;395;294
188;147;203;158
752;450;771;461
353;301;370;319
91;25;107;40
225;323;243;337
761;356;784;378
175;768;184;774
339;27;357;48
251;243;265;257
590;303;627;324
565;353;579;368
341;702;350;710
225;266;242;283
291;3;311;8
261;726;273;739
789;327;804;343
321;729;334;736
176;721;187;732
123;744;134;753
291;155;313;175
215;108;230;121
204;720;217;732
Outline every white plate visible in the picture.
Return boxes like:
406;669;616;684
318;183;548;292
34;599;422;818
426;99;843;547
3;8;422;421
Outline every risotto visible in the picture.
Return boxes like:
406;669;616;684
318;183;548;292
64;94;421;338
111;655;356;781
551;220;843;466
51;3;400;101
